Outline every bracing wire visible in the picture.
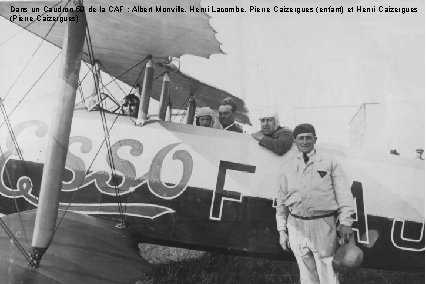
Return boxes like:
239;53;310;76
0;54;88;246
125;59;147;95
85;21;126;222
0;49;62;189
0;100;31;182
2;0;71;101
0;218;32;264
77;63;91;105
0;51;62;128
175;93;192;122
98;57;149;90
0;0;64;49
86;63;121;106
73;61;126;108
153;70;168;82
0;144;30;251
78;79;85;105
0;1;71;264
74;57;149;109
55;113;122;231
99;62;135;96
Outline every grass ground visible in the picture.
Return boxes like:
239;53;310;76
137;244;425;284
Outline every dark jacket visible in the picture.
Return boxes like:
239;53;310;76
259;126;293;156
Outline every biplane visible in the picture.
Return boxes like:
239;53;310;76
0;0;424;282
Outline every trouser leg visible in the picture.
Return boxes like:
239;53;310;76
293;250;320;284
288;217;320;284
312;253;339;284
311;215;339;284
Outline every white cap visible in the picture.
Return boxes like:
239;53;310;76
196;107;214;118
258;112;280;131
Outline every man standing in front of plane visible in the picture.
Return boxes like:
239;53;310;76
276;123;355;284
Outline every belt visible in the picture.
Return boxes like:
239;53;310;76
290;212;336;220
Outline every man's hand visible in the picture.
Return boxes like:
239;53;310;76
134;119;147;127
252;131;265;141
339;225;353;243
279;231;290;251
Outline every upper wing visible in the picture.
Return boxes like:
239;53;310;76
0;0;250;124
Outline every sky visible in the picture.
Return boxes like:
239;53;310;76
0;0;424;157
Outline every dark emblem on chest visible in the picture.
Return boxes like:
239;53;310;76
317;171;327;178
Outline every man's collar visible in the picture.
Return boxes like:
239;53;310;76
297;149;322;162
297;148;315;157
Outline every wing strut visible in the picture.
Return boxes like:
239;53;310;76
158;73;170;120
184;94;196;124
165;101;173;121
30;1;86;268
86;60;101;110
136;58;154;124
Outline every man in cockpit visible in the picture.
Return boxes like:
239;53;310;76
195;107;221;129
218;97;243;133
251;113;293;156
122;94;140;118
196;107;213;127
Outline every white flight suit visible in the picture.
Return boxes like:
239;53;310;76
276;149;354;284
